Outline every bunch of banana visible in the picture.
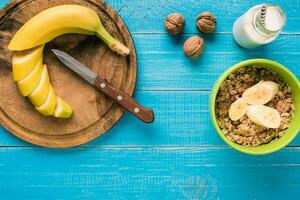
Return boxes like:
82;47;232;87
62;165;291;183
229;81;281;128
9;5;130;118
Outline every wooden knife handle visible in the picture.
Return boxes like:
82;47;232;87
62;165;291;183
94;77;154;123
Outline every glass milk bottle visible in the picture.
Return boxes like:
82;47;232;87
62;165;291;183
233;4;286;49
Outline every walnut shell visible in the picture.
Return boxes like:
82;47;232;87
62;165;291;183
164;13;185;35
183;36;204;58
196;12;217;34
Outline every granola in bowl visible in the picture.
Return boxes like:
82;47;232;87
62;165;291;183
216;65;295;147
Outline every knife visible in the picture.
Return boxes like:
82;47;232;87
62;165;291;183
52;49;154;123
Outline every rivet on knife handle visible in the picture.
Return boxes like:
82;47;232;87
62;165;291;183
94;77;155;123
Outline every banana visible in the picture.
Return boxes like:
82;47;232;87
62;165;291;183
53;97;73;118
35;86;57;116
8;5;129;56
242;81;278;105
10;5;129;118
12;45;44;81
17;57;44;96
229;98;247;121
246;105;281;129
262;81;278;94
28;65;51;107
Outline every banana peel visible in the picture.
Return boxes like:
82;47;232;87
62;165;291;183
8;5;129;56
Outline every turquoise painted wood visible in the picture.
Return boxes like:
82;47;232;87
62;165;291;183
109;0;300;33
0;0;300;199
1;147;300;200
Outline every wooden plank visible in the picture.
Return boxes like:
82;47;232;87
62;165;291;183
133;34;300;90
0;147;300;199
1;91;299;147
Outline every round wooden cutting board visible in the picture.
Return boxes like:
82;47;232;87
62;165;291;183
0;0;137;147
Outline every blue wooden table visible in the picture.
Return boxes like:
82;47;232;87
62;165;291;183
1;0;300;199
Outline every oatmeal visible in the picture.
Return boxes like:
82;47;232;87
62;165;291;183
216;66;295;146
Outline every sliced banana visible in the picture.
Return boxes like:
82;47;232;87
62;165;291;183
262;81;278;94
53;97;73;118
17;58;43;96
246;105;281;129
35;86;57;116
229;98;247;121
28;65;51;107
12;45;44;81
242;81;278;105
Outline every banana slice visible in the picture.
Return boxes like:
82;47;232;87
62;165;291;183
12;45;44;81
35;86;57;116
28;65;51;106
246;105;281;129
17;58;43;96
242;81;278;105
53;97;73;118
262;81;278;94
229;98;247;121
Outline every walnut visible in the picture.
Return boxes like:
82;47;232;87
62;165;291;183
164;13;185;35
183;36;204;58
196;12;217;34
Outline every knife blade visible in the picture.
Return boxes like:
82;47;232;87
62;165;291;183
52;49;154;123
52;49;98;84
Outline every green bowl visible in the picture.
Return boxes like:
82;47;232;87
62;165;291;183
210;59;300;155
